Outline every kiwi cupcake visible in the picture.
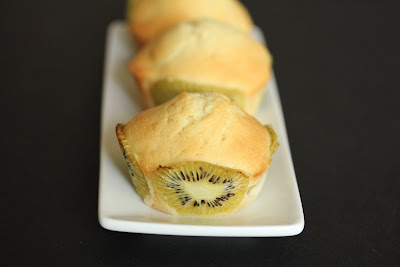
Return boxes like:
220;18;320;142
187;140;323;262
130;19;272;115
116;92;278;216
126;0;253;45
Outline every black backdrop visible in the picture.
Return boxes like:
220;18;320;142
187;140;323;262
0;0;399;265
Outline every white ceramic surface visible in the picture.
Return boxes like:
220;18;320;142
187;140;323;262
98;21;304;237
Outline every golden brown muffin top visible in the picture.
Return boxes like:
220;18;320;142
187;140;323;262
130;19;272;108
128;0;253;44
122;92;272;179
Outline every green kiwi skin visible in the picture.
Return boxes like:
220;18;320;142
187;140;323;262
150;79;245;107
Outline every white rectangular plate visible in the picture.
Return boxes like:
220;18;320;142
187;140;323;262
98;21;304;237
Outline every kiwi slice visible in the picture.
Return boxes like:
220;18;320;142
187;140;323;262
122;152;150;199
151;79;245;107
117;124;150;200
126;0;143;20
265;125;279;156
153;162;249;216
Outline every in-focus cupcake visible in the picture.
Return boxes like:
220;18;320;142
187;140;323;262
130;19;272;114
127;0;253;45
116;92;279;216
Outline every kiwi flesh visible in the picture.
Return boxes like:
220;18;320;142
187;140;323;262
151;79;245;108
153;161;249;216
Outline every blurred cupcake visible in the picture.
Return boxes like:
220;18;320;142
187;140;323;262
127;0;253;45
129;19;272;114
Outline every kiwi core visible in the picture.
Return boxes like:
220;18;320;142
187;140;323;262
184;181;226;201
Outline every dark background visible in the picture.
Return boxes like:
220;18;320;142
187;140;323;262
1;0;399;265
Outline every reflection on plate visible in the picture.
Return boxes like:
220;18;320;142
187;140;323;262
98;21;304;237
